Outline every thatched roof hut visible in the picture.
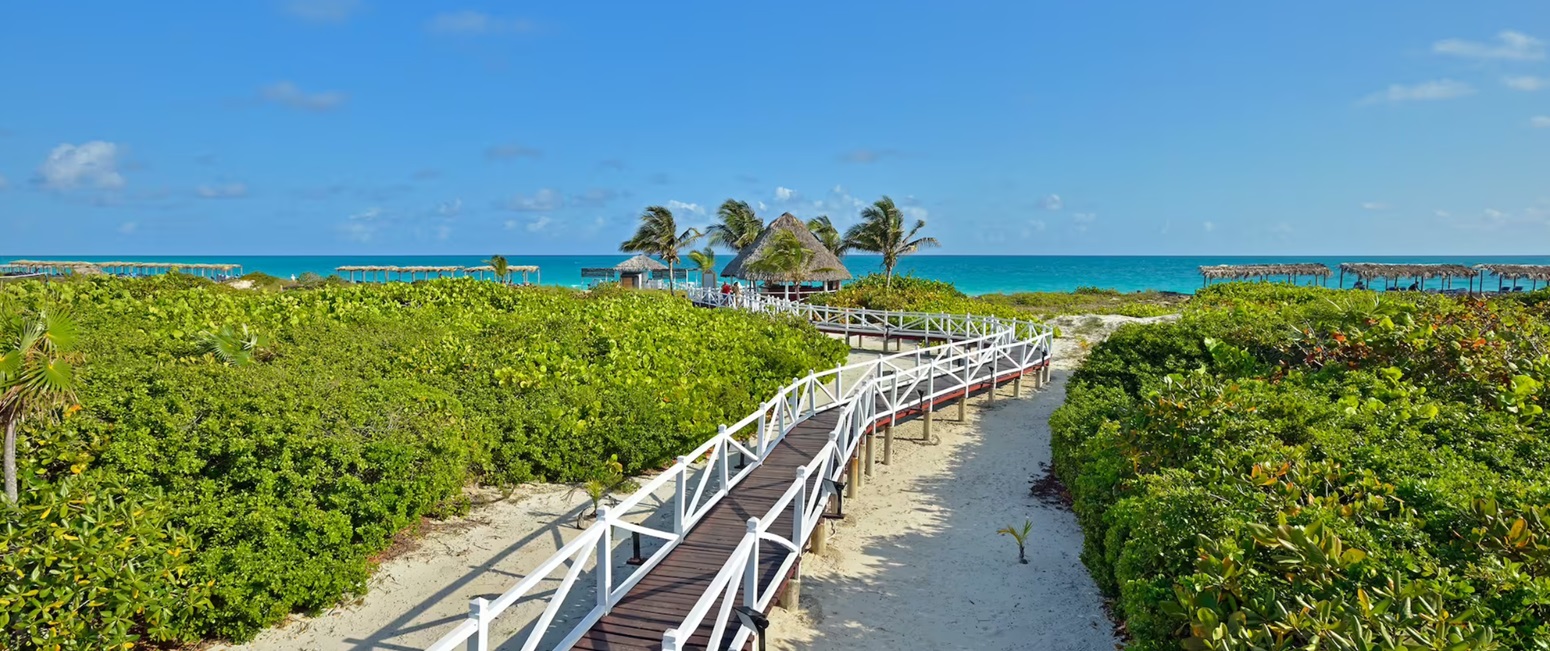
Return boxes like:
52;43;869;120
719;213;852;284
1198;263;1331;285
1336;263;1480;291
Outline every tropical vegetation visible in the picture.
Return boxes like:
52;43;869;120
687;247;716;288
1051;283;1550;650
1;304;79;505
806;215;846;258
0;275;845;648
620;206;702;294
707;199;763;253
746;230;831;301
843;196;939;286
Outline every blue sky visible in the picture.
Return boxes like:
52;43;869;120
2;1;1548;256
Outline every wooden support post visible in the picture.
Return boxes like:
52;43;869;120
922;407;932;442
987;378;997;404
884;422;894;463
848;457;860;496
811;508;829;554
1013;375;1022;397
864;428;875;476
958;394;967;421
780;563;802;610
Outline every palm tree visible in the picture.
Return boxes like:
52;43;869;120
807;215;848;258
1;306;79;505
707;200;763;252
620;206;702;295
746;230;834;301
844;196;940;287
488;254;510;284
687;247;716;288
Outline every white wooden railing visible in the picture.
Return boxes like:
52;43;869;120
425;288;1053;651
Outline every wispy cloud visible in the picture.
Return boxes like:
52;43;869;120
525;215;553;233
598;159;628;171
281;0;363;23
667;199;704;215
427;11;534;36
839;148;903;164
35;141;126;190
1433;30;1544;61
1359;79;1475;105
196;182;248;199
1439;203;1550;230
118;221;137;235
571;188;627;208
436;198;462;217
499;188;562;211
485;142;542;160
1202;221;1215;232
259;81;347;112
1361;201;1391;211
1504;75;1548;91
1531;116;1550;129
339;207;382;242
774;186;798;202
1037;194;1063;211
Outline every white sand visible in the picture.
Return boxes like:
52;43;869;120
215;316;1164;651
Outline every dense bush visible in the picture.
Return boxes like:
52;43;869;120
1;276;846;646
815;273;1183;318
1051;283;1550;650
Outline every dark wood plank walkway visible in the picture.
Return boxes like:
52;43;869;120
572;338;1046;651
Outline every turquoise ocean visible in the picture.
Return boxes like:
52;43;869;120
8;255;1550;295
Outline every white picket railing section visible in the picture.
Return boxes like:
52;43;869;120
424;288;1053;651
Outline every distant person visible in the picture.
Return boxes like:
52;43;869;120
721;282;732;295
1407;281;1419;291
1352;280;1365;290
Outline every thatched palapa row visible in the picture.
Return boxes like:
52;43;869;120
1338;263;1477;281
1475;264;1550;283
1198;263;1331;280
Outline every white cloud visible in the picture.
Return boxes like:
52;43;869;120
1202;221;1215;232
667;199;704;215
526;216;553;233
1360;79;1475;105
339;207;382;242
282;0;362;23
1361;201;1391;211
437;198;462;216
1531;116;1550;128
1072;212;1096;224
774;186;797;202
117;221;137;235
195;182;248;199
501;188;562;212
1037;194;1063;211
1442;203;1550;230
36;141;125;190
1504;75;1548;91
1433;30;1544;61
259;81;347;112
427;11;534;35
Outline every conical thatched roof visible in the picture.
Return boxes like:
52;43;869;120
614;253;668;272
719;213;852;282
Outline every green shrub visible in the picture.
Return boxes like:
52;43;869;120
1;276;847;644
1051;282;1550;650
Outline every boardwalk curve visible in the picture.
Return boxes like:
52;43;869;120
424;289;1054;651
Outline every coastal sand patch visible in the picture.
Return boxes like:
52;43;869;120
760;332;1121;651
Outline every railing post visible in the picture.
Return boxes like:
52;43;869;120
467;597;490;651
717;426;730;491
663;629;683;651
596;507;612;613
794;465;809;546
757;408;768;457
744;518;761;608
674;456;689;534
808;372;817;417
835;362;844;401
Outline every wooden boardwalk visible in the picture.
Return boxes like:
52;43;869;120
573;340;1043;651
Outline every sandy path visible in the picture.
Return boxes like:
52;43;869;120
215;317;1163;651
760;332;1121;651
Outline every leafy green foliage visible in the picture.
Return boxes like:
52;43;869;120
1050;283;1550;650
194;324;270;367
977;288;1185;318
0;276;845;645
